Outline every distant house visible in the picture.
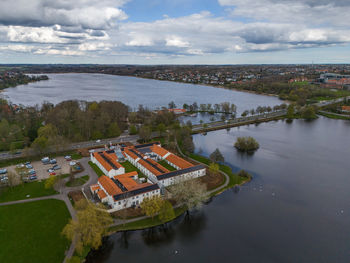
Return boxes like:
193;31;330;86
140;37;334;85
341;106;350;113
168;108;186;114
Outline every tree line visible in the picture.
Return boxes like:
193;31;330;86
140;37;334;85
0;99;128;152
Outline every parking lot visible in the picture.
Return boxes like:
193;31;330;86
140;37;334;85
31;157;71;180
2;156;72;184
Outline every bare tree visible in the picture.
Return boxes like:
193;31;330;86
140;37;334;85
7;171;22;188
170;179;208;214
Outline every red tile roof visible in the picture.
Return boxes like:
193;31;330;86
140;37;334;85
165;154;193;169
90;184;100;192
151;144;169;157
97;189;107;200
342;106;350;111
93;151;123;172
98;175;123;196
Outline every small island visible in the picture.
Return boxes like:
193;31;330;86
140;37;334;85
234;136;260;153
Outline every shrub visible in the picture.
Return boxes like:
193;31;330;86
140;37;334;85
234;136;260;153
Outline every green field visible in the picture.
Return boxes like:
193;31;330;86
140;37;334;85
109;206;187;233
0;199;71;263
66;175;89;187
0;180;57;203
88;161;104;177
188;152;249;195
158;160;176;171
122;161;147;178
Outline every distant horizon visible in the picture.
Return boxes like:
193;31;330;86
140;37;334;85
1;63;350;66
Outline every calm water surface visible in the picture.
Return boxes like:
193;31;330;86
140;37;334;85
88;117;350;263
1;73;281;114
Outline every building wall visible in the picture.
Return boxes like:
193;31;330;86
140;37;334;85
159;168;206;187
90;153;125;178
108;189;161;212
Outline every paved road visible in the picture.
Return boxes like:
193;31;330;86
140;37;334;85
192;110;287;133
0;133;139;161
318;110;350;118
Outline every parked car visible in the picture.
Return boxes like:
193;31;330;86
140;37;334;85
41;157;50;164
28;169;36;175
16;163;25;168
50;159;57;164
64;155;72;161
29;175;37;180
0;168;7;175
96;139;101;143
26;164;33;169
49;172;56;176
25;161;31;165
69;161;77;166
47;168;54;173
53;165;61;170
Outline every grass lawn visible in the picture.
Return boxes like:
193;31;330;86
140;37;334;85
122;161;147;178
158;159;176;171
188;152;249;195
66;175;89;187
71;153;83;160
318;111;350;120
88;161;104;177
0;199;71;263
109;206;187;233
0;180;57;203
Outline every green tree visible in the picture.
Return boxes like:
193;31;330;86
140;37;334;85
107;122;121;138
209;163;220;174
301;106;317;120
234;136;260;152
159;200;175;223
140;196;164;219
157;123;166;136
45;175;58;189
62;200;113;255
129;125;138;135
286;104;295;119
31;136;48;153
237;170;251;178
67;256;81;263
139;125;152;142
209;148;225;163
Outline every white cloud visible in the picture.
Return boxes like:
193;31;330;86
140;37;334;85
165;36;190;48
0;0;350;60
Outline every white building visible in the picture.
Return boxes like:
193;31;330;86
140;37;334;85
90;171;161;212
90;150;125;178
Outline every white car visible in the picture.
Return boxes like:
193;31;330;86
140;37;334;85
96;139;101;143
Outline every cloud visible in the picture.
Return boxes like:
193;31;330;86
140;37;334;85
219;0;350;27
0;0;127;29
112;11;350;57
0;0;350;61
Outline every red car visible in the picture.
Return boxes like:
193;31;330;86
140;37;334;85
49;172;56;176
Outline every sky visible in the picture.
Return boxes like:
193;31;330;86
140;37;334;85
0;0;350;64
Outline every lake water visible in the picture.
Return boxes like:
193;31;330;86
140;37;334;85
1;73;281;115
87;117;350;263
